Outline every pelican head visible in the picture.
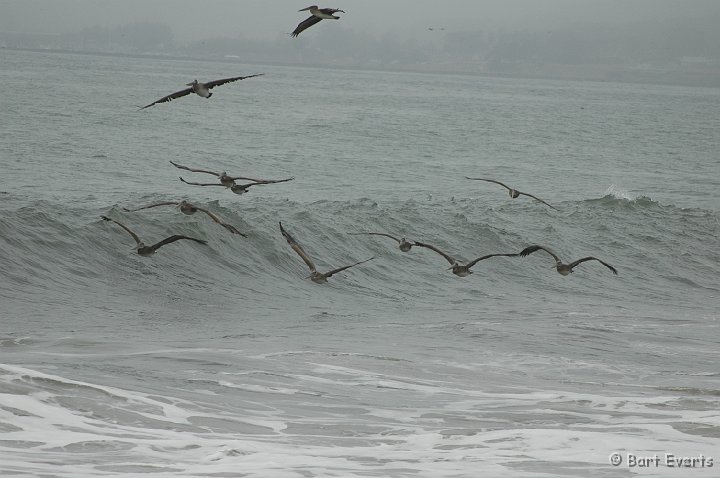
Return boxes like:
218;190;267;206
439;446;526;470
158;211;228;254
509;189;520;199
299;6;318;12
186;79;199;87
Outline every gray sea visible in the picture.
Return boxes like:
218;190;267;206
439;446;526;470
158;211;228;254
1;49;719;477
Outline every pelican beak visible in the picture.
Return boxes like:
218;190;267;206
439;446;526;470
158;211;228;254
299;7;312;11
447;265;455;270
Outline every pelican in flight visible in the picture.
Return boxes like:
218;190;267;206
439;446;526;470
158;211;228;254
101;216;207;256
280;222;374;283
179;176;294;195
169;161;283;188
520;245;617;276
140;74;263;109
465;177;557;210
414;241;519;277
122;200;246;237
349;233;416;252
292;6;345;37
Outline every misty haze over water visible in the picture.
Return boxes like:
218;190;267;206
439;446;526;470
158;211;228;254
2;0;720;86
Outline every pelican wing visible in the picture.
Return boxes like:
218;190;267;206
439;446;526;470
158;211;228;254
204;74;264;89
324;257;375;279
320;8;345;15
279;222;317;273
140;87;193;109
466;253;519;269
228;176;295;184
102;216;141;245
348;232;401;244
414;241;457;265
465;177;513;192
148;235;207;253
568;257;618;275
169;161;219;176
291;15;323;37
519;245;562;264
179;177;225;187
195;206;247;237
123;201;178;212
518;191;558;210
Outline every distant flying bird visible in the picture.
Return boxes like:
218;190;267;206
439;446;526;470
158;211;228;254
519;245;617;276
122;200;246;237
140;74;263;109
179;176;294;195
465;177;558;210
349;232;416;252
280;222;374;283
170;161;288;187
414;241;519;277
292;6;345;37
101;216;207;256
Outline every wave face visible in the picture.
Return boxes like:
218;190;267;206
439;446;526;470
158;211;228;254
1;49;719;477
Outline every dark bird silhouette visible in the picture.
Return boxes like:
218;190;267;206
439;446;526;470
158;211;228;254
520;245;617;275
414;241;519;277
465;177;557;210
101;216;207;256
292;6;345;37
122;200;246;237
349;232;416;252
179;177;294;195
140;74;263;109
280;222;374;283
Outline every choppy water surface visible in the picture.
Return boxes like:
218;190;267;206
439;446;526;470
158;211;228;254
1;49;719;477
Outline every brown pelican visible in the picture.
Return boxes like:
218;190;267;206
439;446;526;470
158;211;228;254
292;6;345;37
169;161;284;187
140;74;263;109
122;200;246;237
179;176;294;195
349;233;416;252
465;177;557;210
101;216;207;256
279;222;374;283
520;245;617;275
414;241;519;277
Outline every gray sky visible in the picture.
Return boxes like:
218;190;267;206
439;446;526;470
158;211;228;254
2;0;720;41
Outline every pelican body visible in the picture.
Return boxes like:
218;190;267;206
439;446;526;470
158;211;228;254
519;245;618;276
414;241;519;277
140;74;263;109
292;6;345;37
349;232;416;252
101;216;207;256
280;222;374;284
465;177;557;210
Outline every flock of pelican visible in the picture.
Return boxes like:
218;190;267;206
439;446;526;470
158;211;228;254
102;5;618;283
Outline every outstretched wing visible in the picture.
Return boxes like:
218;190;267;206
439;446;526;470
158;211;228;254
466;253;519;269
291;15;323;37
179;177;224;187
519;245;561;264
204;74;264;89
464;177;513;192
195;206;247;237
518;191;558;210
279;222;317;273
228;176;295;184
568;257;618;275
101;215;141;245
140;87;193;109
148;235;207;253
325;256;375;279
169;161;219;176
414;241;457;265
348;232;401;244
123;201;178;212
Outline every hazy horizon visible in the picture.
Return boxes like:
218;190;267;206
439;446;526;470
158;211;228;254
3;0;720;41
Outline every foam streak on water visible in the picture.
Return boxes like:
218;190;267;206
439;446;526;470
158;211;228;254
1;49;719;476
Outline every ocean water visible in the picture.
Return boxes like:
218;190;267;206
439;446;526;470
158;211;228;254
1;48;719;477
